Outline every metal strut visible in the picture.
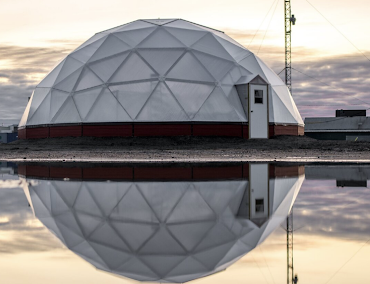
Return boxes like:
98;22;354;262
285;0;295;95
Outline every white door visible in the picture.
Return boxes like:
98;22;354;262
249;84;268;138
250;163;269;220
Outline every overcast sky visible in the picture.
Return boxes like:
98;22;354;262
1;0;369;124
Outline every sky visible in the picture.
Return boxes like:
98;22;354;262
1;0;370;124
1;165;370;284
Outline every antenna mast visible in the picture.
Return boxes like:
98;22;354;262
285;4;298;283
285;0;296;95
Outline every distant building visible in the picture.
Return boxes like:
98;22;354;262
304;110;370;140
0;124;18;143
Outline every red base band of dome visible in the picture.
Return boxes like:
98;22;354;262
18;123;304;139
18;163;305;180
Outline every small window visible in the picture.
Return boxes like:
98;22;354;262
254;90;263;104
255;199;264;213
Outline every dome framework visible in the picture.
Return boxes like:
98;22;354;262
21;163;304;282
18;19;304;139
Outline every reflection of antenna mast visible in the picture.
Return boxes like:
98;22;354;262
286;209;298;284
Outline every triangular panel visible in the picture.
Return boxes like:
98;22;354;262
193;241;235;270
54;56;84;85
166;52;214;82
52;97;82;123
196;181;245;213
166;81;214;119
110;81;157;120
54;181;81;208
137;182;188;222
85;88;131;122
221;73;234;85
38;60;65;88
167;222;215;251
164;27;207;47
115;257;158;280
54;211;84;238
140;255;185;279
89;241;130;270
55;220;85;248
89;52;130;82
75;213;103;237
39;217;64;239
19;95;32;127
73;87;103;120
110;185;157;223
193;51;235;81
139;227;186;254
50;186;70;215
256;56;285;86
113;27;157;47
167;185;215;223
49;89;70;120
75;67;104;91
110;53;157;83
138;28;185;48
89;223;130;251
70;37;106;63
73;240;107;270
191;33;234;61
138;49;184;75
73;184;102;216
27;92;51;126
112;222;157;251
53;67;83;93
270;86;303;125
74;33;109;52
88;182;130;217
27;88;51;121
136;82;190;121
193;87;241;121
89;35;131;62
214;36;251;62
226;87;247;121
166;256;208;278
238;54;267;81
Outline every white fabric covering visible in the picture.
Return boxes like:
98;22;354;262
19;19;303;127
24;172;303;282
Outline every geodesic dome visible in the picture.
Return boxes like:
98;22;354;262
19;19;303;131
23;176;303;282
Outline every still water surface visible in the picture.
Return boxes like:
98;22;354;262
0;162;369;284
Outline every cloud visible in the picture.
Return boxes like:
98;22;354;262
0;44;75;122
0;184;62;254
292;179;370;241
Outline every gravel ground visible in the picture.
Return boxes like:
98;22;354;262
1;135;370;163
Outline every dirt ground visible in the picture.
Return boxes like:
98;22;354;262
1;135;370;163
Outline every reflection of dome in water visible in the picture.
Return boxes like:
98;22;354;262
23;165;304;283
18;19;303;139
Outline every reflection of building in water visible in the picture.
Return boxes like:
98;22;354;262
306;165;369;188
0;162;16;175
21;163;304;283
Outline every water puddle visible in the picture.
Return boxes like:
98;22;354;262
1;162;369;283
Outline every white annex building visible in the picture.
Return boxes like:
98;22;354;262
19;19;304;139
22;163;304;282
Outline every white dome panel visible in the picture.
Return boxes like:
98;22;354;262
20;19;303;128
